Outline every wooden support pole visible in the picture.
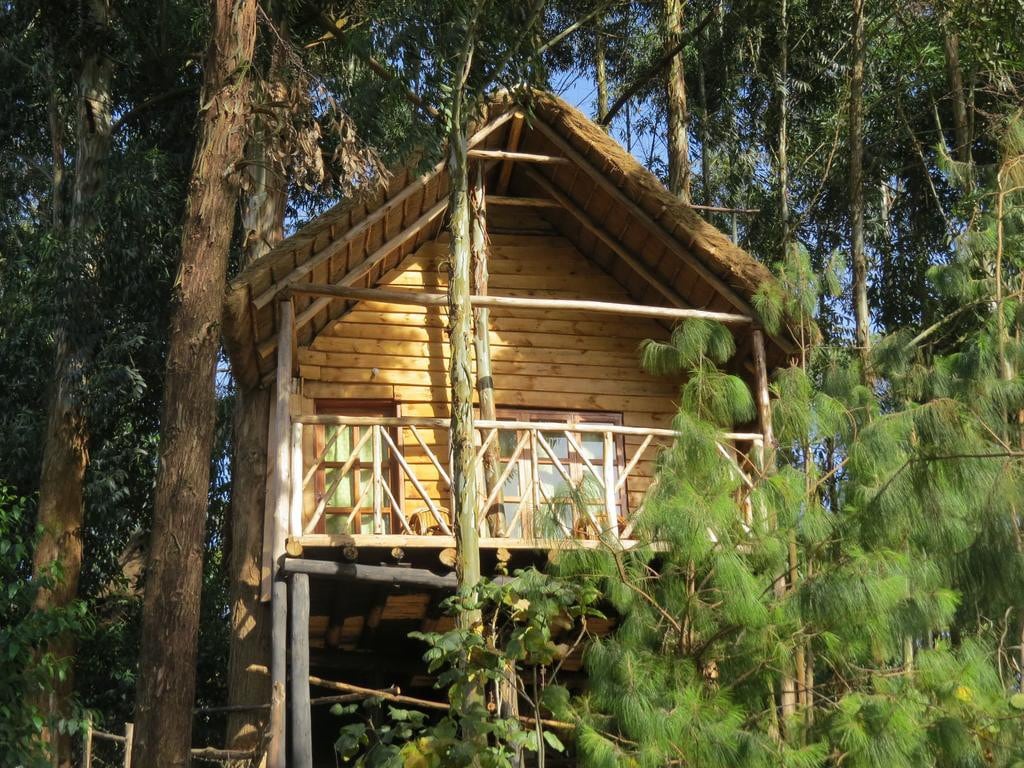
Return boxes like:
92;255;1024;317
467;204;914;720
268;578;287;768
271;300;294;575
521;166;694;311
495;113;524;195
122;723;133;768
467;149;570;165
751;329;775;468
83;719;93;768
290;421;303;538
371;425;383;534
471;164;503;536
281;558;510;589
289;574;313;768
603;431;618;537
288;284;753;325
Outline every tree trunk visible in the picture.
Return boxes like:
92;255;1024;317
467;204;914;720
132;1;257;765
943;29;971;165
595;21;609;129
32;3;113;763
849;0;870;374
225;12;289;754
666;0;691;201
696;30;711;207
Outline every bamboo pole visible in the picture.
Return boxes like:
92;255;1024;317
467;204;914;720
289;574;313;768
288;284;753;324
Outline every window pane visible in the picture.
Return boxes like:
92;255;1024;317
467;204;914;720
498;430;518;458
360;512;391;534
325;513;349;535
501;503;521;538
325;468;353;507
501;462;521;496
326;426;353;463
580;433;604;462
542;432;569;460
358;429;373;462
358;469;374;506
538;464;563;497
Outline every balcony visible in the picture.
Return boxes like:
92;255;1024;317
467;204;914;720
279;415;764;553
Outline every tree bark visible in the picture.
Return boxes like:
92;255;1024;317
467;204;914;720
32;3;113;763
225;11;289;754
595;21;609;129
132;1;258;765
943;29;971;165
665;0;691;201
849;0;870;373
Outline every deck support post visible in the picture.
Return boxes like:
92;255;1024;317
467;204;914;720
289;573;313;768
268;299;294;768
603;431;619;538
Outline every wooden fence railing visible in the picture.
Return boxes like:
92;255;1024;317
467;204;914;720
285;415;763;545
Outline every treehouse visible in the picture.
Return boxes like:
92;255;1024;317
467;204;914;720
222;91;792;767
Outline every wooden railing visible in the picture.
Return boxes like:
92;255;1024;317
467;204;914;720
282;415;763;546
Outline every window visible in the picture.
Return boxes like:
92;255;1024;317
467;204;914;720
314;402;403;535
492;409;627;539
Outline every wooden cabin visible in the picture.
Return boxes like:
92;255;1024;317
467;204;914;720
222;91;792;767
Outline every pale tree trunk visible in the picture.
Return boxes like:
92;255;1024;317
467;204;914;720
132;1;258;765
224;12;288;755
32;3;113;764
445;18;484;754
849;0;870;374
595;21;609;129
666;0;691;201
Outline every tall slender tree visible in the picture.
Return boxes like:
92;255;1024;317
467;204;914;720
849;0;871;371
132;1;258;764
31;3;113;762
666;0;692;200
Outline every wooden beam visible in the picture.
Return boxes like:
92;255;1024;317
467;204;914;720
289;574;313;768
521;166;695;312
468;149;570;165
281;558;467;589
289;284;753;325
496;114;524;194
485;195;560;208
251;110;516;311
529;121;752;315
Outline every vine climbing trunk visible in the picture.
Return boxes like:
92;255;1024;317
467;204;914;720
666;0;691;201
32;3;113;763
849;0;871;376
225;7;289;753
132;1;257;765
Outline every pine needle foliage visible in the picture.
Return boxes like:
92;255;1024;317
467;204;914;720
552;240;1024;766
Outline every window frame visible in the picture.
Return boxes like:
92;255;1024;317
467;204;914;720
313;400;405;535
493;407;628;538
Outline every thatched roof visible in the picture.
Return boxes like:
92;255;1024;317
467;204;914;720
224;90;792;388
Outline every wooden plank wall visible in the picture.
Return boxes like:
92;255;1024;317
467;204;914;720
294;230;682;521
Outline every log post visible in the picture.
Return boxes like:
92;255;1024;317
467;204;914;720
751;329;774;469
372;424;383;534
122;723;133;768
290;421;303;538
603;431;618;538
289;574;313;768
269;578;288;768
470;164;503;536
83;718;93;768
268;299;294;768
